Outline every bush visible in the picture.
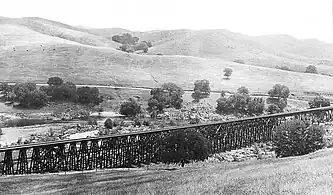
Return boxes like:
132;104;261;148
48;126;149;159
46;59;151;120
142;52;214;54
191;79;211;102
120;98;141;117
266;104;281;114
305;65;318;74
112;33;139;45
308;96;330;108
159;129;210;167
273;120;325;157
104;118;114;129
266;98;287;113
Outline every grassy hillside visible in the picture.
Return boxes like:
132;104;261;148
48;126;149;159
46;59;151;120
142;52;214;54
1;16;333;95
1;148;333;195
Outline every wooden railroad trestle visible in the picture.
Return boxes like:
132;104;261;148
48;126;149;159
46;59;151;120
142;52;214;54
1;107;333;175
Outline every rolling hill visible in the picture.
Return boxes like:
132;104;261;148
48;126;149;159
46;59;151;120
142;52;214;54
1;16;333;94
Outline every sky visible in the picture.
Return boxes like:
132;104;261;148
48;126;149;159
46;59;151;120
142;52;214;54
1;0;332;42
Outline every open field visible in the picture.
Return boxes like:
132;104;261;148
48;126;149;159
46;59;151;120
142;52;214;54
1;148;333;195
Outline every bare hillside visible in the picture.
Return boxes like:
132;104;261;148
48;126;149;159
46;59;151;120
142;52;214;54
1;16;333;94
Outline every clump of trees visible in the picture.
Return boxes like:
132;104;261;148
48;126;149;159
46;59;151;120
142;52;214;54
112;33;152;53
273;120;325;157
216;86;264;116
308;96;330;108
266;84;290;114
191;80;211;103
305;65;318;74
233;59;245;64
0;77;103;109
0;82;48;109
223;68;233;79
148;83;184;116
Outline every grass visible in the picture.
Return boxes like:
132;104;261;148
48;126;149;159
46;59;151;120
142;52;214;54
1;17;333;96
1;148;333;195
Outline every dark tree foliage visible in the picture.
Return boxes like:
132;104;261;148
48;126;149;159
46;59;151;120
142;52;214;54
148;83;184;113
237;86;249;95
48;85;77;102
305;65;318;74
134;41;149;53
159;129;210;167
112;33;139;45
266;104;281;114
308;96;330;108
216;89;264;116
223;68;233;79
47;77;64;86
273;120;325;157
77;86;102;105
266;98;287;113
120;98;141;117
268;84;290;100
10;83;47;108
191;79;211;102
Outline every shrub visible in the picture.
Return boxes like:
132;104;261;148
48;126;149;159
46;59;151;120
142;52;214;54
120;98;141;117
48;85;77;102
266;98;287;112
305;65;318;74
308;96;330;108
104;118;114;129
0;128;3;135
191;79;211;102
159;129;210;167
223;68;233;79
112;33;139;45
273;120;325;157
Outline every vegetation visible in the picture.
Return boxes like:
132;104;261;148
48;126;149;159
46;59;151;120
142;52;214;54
4;118;54;127
160;129;209;167
216;87;264;116
266;84;290;113
305;65;318;74
191;80;211;103
112;33;139;45
268;84;290;100
308;96;330;108
77;86;102;105
237;86;249;95
275;65;291;71
147;83;184;113
47;77;64;86
104;118;114;129
120;98;141;117
273;120;325;157
223;68;233;79
233;59;245;64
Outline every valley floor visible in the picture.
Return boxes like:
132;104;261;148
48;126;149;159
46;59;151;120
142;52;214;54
1;148;333;195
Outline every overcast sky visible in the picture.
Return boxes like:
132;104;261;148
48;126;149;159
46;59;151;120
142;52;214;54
1;0;332;42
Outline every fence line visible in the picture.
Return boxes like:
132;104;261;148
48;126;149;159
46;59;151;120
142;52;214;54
1;106;333;175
